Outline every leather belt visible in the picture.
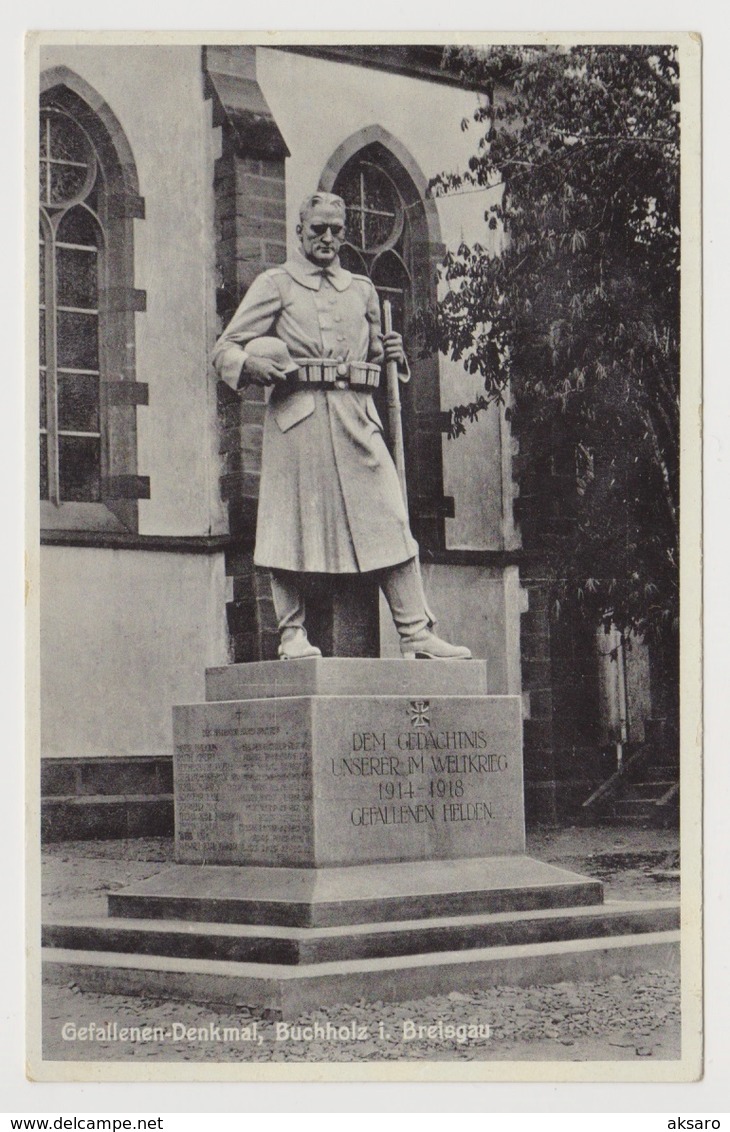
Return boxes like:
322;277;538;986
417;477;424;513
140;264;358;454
289;358;381;391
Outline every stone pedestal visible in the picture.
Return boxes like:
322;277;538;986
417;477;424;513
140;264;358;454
174;659;523;868
42;659;680;1013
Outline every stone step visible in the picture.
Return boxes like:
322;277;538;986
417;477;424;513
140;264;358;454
647;763;680;776
42;795;174;842
625;781;676;798
41;756;174;798
43;900;679;966
612;797;679;817
41;756;175;842
42;928;681;1014
106;855;604;928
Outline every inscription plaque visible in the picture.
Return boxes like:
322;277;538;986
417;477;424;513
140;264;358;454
174;694;524;867
174;700;314;865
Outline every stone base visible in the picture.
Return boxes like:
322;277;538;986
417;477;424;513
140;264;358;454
41;659;680;1015
41;852;679;1013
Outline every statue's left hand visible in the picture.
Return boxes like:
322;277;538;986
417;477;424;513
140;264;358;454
381;331;405;366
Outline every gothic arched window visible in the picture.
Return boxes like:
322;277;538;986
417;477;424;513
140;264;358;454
39;76;148;536
40;108;103;503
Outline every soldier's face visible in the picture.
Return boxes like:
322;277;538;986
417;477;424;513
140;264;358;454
298;204;346;266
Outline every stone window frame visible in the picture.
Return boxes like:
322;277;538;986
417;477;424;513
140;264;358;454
39;68;149;538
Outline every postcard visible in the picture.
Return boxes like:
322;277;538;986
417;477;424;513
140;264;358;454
26;29;702;1083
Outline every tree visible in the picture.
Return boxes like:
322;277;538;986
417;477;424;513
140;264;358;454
425;45;680;641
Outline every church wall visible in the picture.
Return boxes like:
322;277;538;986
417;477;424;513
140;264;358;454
40;546;228;760
38;46;229;772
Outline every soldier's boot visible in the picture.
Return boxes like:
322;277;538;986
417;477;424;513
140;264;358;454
270;571;322;660
379;558;472;661
278;628;322;660
399;631;473;661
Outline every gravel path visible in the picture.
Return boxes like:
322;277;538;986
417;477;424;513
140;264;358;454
41;827;681;1064
43;972;680;1063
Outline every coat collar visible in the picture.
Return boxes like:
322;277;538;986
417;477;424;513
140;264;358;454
284;248;353;292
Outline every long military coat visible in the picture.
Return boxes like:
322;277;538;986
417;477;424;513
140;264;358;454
212;250;417;574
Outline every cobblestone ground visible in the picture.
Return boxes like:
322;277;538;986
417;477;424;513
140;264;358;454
41;827;681;1065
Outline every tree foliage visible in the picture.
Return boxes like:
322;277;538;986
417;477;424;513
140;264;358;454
425;45;680;639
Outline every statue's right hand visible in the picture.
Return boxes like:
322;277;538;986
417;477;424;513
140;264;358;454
242;355;291;387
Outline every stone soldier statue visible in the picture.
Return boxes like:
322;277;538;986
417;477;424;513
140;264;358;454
213;191;472;662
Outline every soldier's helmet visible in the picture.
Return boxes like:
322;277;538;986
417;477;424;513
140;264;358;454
246;336;299;374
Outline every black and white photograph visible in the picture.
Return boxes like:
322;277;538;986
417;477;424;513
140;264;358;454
26;31;702;1083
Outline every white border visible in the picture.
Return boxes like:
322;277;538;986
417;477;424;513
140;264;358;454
5;0;727;1113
